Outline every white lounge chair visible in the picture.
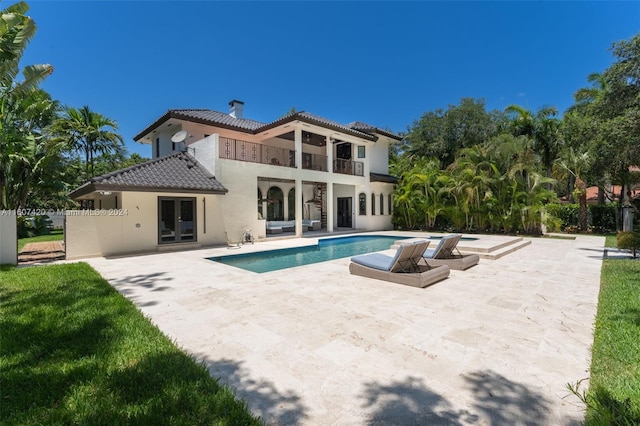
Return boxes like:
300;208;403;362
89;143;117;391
350;240;450;288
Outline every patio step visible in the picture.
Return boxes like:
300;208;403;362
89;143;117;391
457;237;525;254
157;242;201;252
390;236;532;260
470;239;532;260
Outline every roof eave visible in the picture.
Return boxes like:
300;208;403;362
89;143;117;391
133;110;257;142
256;113;377;141
70;183;228;199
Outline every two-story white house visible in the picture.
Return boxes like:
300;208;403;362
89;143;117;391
68;100;401;258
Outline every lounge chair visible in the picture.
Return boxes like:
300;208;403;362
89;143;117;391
421;234;479;270
349;240;450;288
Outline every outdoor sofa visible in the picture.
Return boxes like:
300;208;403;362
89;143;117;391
266;220;321;233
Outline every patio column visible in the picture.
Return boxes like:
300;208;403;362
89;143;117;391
294;127;302;170
327;183;334;232
295;178;303;236
326;135;333;173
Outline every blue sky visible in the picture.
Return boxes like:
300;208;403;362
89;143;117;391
21;1;640;157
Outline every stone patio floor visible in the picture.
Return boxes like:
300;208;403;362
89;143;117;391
83;231;606;425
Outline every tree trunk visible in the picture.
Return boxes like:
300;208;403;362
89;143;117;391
575;177;588;232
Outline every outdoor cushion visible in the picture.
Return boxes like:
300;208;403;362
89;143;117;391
351;240;429;273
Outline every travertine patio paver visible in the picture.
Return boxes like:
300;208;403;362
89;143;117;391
84;232;604;425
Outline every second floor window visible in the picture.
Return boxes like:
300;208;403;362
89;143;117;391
359;193;366;215
357;146;366;158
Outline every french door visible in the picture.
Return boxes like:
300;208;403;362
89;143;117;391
158;197;196;243
337;197;352;228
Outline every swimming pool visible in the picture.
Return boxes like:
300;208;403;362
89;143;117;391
208;235;408;273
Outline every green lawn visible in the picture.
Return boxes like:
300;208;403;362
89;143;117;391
584;259;640;424
0;263;261;425
17;229;64;253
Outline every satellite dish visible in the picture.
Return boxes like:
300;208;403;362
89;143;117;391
171;130;188;143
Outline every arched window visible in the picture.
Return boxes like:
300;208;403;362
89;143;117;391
288;188;295;220
380;194;384;215
257;188;263;219
359;193;366;215
266;186;284;220
388;194;393;215
371;193;376;216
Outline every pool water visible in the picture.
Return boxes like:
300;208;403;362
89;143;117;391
208;235;408;273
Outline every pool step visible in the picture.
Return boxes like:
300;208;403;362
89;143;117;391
390;236;531;260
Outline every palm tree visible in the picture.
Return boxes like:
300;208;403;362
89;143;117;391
0;1;55;209
558;148;592;232
53;106;124;180
506;104;561;188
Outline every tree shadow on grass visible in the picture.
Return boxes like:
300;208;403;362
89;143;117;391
1;265;259;425
612;307;640;326
202;356;309;425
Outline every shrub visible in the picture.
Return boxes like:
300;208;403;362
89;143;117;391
546;203;618;233
616;231;640;258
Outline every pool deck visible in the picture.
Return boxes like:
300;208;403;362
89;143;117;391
84;231;605;425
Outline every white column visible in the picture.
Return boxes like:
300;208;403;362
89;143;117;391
294;127;302;170
326;135;333;173
294;126;303;236
327;183;334;232
295;179;303;236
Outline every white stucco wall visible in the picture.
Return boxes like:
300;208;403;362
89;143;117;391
369;137;390;174
66;191;226;259
0;212;17;265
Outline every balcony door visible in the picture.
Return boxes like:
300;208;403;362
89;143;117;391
158;197;196;244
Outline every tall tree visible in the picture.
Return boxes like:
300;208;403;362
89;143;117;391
53;106;124;180
0;1;55;209
403;98;502;167
566;33;640;229
505;104;562;187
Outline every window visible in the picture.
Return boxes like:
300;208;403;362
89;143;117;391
288;188;295;220
388;194;393;215
371;193;376;216
266;186;284;220
380;194;384;215
155;138;160;157
358;193;366;215
357;146;365;158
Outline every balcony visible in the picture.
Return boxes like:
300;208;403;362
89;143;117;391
302;153;328;172
219;137;294;167
333;158;364;176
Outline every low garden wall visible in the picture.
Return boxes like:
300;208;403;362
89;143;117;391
0;212;17;265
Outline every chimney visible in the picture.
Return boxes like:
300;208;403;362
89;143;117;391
229;99;244;119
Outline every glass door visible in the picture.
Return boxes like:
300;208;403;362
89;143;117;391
337;197;352;228
158;197;196;243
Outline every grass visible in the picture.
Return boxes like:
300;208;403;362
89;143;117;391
17;229;64;253
604;232;618;248
0;263;261;425
582;258;640;424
